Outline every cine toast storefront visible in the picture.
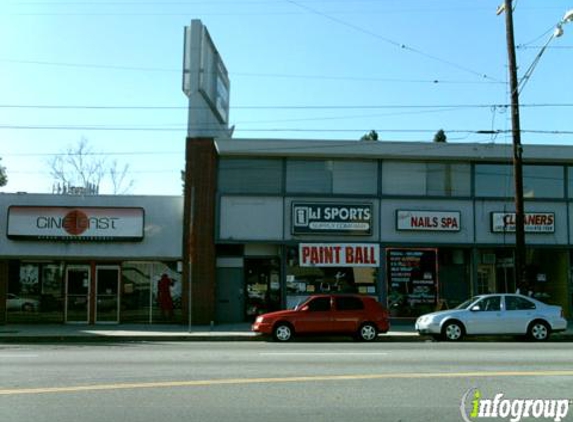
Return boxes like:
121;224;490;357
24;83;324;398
0;194;183;325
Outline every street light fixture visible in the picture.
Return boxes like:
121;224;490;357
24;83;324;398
518;9;573;94
499;2;572;293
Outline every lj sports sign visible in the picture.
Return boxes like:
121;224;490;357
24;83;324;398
7;206;145;241
292;202;372;235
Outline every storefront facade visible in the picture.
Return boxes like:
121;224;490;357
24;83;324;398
2;139;573;325
213;139;573;321
0;194;183;325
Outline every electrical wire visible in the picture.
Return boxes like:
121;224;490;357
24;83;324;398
284;0;501;83
2;102;573;110
0;58;503;85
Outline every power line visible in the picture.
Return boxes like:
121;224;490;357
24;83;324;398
0;58;503;85
0;124;571;135
284;0;501;83
2;102;573;110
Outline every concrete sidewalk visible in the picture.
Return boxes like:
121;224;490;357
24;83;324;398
0;320;571;343
0;320;420;343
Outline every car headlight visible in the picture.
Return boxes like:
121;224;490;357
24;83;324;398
255;316;264;323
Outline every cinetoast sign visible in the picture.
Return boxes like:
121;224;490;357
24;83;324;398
7;206;145;241
292;203;372;235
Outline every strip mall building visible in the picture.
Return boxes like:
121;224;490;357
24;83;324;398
1;139;572;325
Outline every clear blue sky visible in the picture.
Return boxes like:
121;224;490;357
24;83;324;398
1;0;572;195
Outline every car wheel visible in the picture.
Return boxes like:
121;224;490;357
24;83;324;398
442;321;464;341
22;303;34;312
358;323;378;342
273;322;293;342
527;320;550;341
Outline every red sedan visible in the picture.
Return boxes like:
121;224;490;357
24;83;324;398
252;294;390;342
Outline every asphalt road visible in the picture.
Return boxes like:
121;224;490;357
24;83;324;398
1;341;573;422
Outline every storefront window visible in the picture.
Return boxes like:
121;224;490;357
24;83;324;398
382;161;470;197
475;164;564;198
244;258;281;318
567;166;573;198
7;262;64;323
286;159;377;195
477;249;570;317
218;158;283;194
387;249;438;317
121;261;182;323
285;246;377;309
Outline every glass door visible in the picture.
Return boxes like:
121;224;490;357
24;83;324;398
65;266;90;323
96;266;120;323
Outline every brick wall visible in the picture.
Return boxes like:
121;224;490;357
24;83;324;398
182;138;217;324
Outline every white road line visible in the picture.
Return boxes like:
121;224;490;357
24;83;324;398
0;354;39;358
259;352;389;356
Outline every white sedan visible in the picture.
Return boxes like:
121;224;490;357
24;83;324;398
415;294;567;341
7;294;39;312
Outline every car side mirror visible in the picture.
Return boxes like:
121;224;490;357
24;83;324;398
470;305;481;312
300;305;309;312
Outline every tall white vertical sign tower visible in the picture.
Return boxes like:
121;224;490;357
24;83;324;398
182;20;232;138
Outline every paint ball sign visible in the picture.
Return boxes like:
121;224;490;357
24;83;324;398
7;206;145;241
299;243;380;267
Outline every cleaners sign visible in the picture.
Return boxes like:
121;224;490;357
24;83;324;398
7;206;145;241
491;212;555;233
396;210;461;232
299;243;380;267
292;202;372;235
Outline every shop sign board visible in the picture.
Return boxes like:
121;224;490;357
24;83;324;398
292;202;372;235
387;248;438;309
299;243;380;267
7;206;145;241
396;210;461;232
491;212;555;233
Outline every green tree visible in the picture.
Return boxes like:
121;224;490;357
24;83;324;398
0;157;7;187
433;129;447;143
360;130;379;141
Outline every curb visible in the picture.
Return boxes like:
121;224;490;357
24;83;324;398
1;333;571;343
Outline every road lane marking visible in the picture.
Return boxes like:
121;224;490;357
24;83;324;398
260;352;389;355
0;354;39;359
2;370;573;396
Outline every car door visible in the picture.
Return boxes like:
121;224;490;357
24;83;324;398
331;296;365;332
295;296;333;333
502;295;537;334
465;295;504;334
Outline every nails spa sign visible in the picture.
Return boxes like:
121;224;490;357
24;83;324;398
7;206;145;241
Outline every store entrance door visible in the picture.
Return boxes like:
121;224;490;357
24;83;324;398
215;268;245;323
65;266;90;323
95;266;120;324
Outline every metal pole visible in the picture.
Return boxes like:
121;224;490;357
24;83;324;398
188;186;195;332
503;0;527;292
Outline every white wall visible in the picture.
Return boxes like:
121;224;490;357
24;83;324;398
0;193;183;259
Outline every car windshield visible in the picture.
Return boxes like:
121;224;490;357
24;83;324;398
455;297;481;310
291;298;308;310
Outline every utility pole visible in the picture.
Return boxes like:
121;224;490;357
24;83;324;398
502;0;527;292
